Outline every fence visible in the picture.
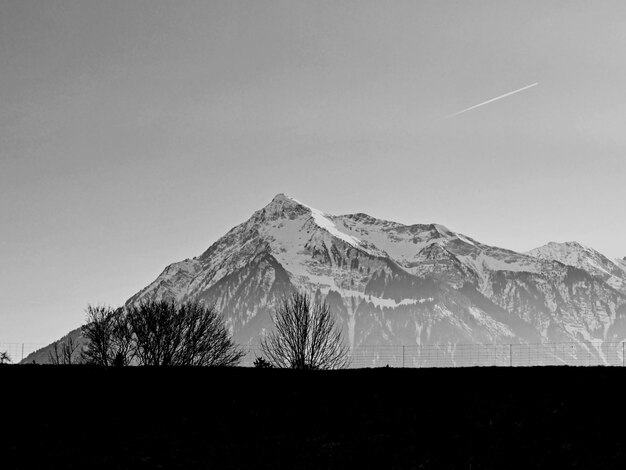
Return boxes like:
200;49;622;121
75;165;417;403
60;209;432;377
2;341;626;367
0;343;46;363
240;342;626;368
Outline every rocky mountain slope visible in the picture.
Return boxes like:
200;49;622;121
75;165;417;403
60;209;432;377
527;241;626;294
25;194;626;364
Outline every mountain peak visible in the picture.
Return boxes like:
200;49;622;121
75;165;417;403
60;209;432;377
259;193;310;219
266;193;302;208
527;241;626;291
563;241;587;249
532;241;593;254
260;194;367;249
269;193;294;204
545;241;584;249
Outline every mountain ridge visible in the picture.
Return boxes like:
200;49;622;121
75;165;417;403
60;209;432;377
527;241;626;293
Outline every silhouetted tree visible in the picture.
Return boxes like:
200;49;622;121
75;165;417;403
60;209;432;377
0;351;10;364
49;337;80;365
253;357;272;368
110;309;135;366
81;305;134;366
126;300;244;366
260;292;350;370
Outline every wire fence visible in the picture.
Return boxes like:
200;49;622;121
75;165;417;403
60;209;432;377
239;342;626;368
0;343;46;363
2;341;626;368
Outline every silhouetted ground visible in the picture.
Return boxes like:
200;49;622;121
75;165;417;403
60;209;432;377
1;365;624;469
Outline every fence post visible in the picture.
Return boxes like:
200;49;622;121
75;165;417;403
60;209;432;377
622;342;625;367
509;344;513;367
402;345;405;368
21;343;24;362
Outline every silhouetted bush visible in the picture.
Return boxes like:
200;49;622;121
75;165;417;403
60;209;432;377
80;300;243;367
260;292;350;370
0;351;10;364
81;305;134;366
253;357;272;368
126;300;244;367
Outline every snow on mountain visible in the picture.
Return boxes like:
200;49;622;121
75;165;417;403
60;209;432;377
527;241;626;293
25;194;626;364
121;195;626;355
333;211;554;291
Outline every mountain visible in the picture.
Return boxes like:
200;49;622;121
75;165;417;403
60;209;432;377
527;241;626;294
25;194;626;365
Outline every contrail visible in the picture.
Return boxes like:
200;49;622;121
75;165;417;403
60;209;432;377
444;82;539;119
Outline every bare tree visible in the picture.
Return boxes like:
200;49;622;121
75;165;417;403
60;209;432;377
81;305;135;366
126;300;244;367
81;305;115;366
261;292;350;370
0;351;11;364
176;301;245;366
110;308;135;366
49;337;80;365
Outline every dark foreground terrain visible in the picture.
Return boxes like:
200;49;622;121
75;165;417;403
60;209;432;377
1;365;625;469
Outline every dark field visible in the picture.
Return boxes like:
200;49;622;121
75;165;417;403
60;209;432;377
1;365;625;469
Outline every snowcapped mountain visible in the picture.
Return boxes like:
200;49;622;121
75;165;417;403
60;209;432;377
527;242;626;294
123;195;626;353
25;194;626;364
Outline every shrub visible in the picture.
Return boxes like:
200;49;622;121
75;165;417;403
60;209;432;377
253;357;272;368
81;305;134;366
126;300;244;367
0;351;10;365
260;292;350;370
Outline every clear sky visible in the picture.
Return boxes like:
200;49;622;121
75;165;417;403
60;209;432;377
1;1;625;344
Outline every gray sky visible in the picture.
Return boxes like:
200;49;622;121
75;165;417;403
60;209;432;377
2;0;625;344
